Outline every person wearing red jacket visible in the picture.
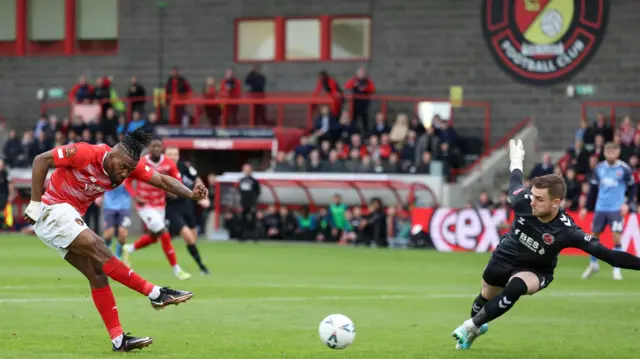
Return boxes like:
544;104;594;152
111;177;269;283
202;77;220;125
219;67;242;126
345;67;376;133
314;71;344;117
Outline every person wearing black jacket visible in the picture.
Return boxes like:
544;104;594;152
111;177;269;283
238;164;261;242
127;76;146;115
165;147;210;274
358;198;388;248
244;65;268;125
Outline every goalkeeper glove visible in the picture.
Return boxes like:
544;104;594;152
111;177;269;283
509;139;525;172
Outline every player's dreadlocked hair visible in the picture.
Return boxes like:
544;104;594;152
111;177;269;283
119;127;155;160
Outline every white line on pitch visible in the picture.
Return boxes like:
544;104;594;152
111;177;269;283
1;291;639;304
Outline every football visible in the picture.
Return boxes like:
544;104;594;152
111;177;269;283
318;314;356;349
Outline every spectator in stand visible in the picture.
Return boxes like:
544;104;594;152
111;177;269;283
35;131;52;154
529;152;554;179
53;131;66;147
344;66;376;132
584;113;613;147
245;65;267;125
314;70;344;117
586;155;599;182
335;141;347;160
416;125;441;165
564;167;581;210
414;151;432;174
372;113;390;137
44;115;59;142
614;133;633;162
319;139;331;161
69;76;94;104
435;116;459;148
3;129;20;167
34;116;48;139
372;157;385;173
17;130;38;167
0;159;13;229
293;154;307;172
296;205;317;242
125;111;147;133
476;191;493;209
367;135;380;161
127;76;146;115
567;139;590;175
390;113;409;145
347;133;368;158
81;128;92;143
323;150;345;172
202;77;220;126
576;118;589;143
617;116;635;146
67;129;79;144
338;111;358;145
409;115;426;138
71;115;86;137
165;66;192;125
338;210;356;245
294;136;315;159
379;133;394;160
59;117;70;136
386;153;401;173
100;108;119;146
345;148;361;173
632;133;640;159
95;131;105;145
308;150;322;172
359;155;373;173
273;151;292;171
400;130;418;172
315;207;332;242
220;67;242;126
145;112;159;134
313;105;339;144
592;134;605;161
93;76;112;117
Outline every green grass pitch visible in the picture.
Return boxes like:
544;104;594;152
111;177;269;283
1;234;640;359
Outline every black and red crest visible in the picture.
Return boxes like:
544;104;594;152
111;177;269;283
481;0;610;86
542;233;555;245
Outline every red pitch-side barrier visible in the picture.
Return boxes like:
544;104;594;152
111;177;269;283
412;207;640;256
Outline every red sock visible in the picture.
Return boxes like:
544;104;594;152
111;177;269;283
91;286;123;340
102;257;155;296
159;232;178;267
133;234;156;250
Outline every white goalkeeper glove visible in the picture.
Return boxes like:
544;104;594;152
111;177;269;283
24;200;42;223
509;139;525;172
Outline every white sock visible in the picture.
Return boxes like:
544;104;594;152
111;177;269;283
614;267;621;274
147;286;161;300
112;334;123;348
127;245;135;254
463;319;478;330
173;265;182;274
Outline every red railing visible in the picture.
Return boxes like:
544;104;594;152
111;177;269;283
213;178;438;229
581;101;640;129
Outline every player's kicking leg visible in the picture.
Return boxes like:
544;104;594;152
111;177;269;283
33;203;193;351
124;207;191;280
452;271;547;349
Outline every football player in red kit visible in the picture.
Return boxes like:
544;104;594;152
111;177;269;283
122;137;191;280
23;128;208;352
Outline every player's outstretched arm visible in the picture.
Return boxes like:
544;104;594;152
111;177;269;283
146;172;208;201
573;231;640;270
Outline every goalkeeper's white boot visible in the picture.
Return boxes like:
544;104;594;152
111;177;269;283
613;267;623;280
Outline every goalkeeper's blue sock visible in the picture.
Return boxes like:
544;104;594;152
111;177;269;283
115;243;123;260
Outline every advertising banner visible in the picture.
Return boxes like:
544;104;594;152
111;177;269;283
411;207;640;256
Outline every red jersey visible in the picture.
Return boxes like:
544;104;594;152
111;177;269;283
125;154;180;209
41;143;155;216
